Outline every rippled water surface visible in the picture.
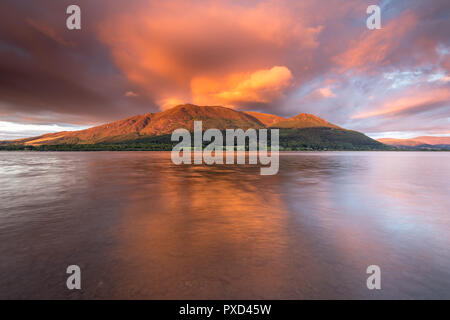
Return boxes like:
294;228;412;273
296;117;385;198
0;151;449;299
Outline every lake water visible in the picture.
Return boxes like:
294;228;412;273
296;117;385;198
0;151;449;299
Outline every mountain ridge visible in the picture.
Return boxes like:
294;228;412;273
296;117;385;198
378;136;450;150
378;136;450;146
0;104;388;151
2;104;341;146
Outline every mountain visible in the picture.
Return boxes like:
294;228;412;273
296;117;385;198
5;104;264;146
243;111;286;126
378;138;425;147
270;113;341;129
0;104;387;150
378;136;450;150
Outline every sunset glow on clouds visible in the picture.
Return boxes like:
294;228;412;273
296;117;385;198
191;66;293;107
0;0;449;139
352;88;450;119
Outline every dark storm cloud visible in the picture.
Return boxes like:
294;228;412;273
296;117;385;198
0;0;157;125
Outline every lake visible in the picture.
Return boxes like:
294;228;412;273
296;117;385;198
0;151;449;299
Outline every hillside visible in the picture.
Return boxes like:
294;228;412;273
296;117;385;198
243;111;286;126
0;104;387;151
279;127;387;150
271;113;341;129
4;104;264;146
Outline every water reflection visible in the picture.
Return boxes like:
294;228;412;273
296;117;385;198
0;151;449;299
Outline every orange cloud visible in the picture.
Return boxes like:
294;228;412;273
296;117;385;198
98;1;320;110
158;97;186;111
191;66;293;107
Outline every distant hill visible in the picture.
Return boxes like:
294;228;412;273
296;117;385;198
0;104;388;151
378;136;450;150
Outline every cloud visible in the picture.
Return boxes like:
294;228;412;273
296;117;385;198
158;97;186;111
352;87;450;119
125;91;139;97
317;87;336;98
191;66;293;108
26;18;75;47
0;120;88;140
0;0;154;125
97;0;321;111
334;11;419;73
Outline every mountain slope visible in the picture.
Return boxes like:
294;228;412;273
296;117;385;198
243;111;286;126
280;127;387;150
141;104;265;136
271;113;341;129
5;104;265;146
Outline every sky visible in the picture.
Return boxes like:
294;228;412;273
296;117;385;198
0;0;449;140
